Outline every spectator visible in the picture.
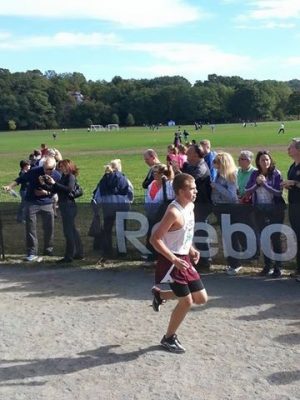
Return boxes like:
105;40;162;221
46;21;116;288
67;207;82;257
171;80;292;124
173;130;182;147
282;138;300;279
166;144;187;171
17;160;31;223
245;150;285;278
236;150;257;259
142;149;161;189
30;149;42;167
237;150;256;201
40;148;62;167
144;163;175;265
200;139;217;182
40;143;48;157
166;144;179;165
180;144;212;270
94;159;133;258
44;159;83;263
211;152;242;275
177;144;188;170
3;157;61;261
145;163;175;220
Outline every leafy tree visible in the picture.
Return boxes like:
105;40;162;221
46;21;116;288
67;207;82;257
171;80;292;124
287;91;300;119
0;68;297;130
111;113;120;124
8;120;16;130
125;113;135;126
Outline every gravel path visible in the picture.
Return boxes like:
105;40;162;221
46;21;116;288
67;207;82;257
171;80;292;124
0;262;299;400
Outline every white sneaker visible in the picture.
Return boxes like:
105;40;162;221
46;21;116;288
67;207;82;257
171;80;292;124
25;255;39;262
25;255;43;262
226;266;242;276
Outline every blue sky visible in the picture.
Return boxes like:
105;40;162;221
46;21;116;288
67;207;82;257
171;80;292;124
0;0;300;84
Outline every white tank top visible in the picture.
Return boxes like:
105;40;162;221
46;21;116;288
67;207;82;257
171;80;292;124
162;200;195;255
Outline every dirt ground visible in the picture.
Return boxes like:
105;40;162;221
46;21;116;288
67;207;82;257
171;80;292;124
0;261;299;400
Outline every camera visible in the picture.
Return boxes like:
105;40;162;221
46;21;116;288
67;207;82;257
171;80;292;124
39;175;51;185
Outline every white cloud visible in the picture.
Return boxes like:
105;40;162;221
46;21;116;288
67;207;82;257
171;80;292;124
122;42;254;81
284;57;300;66
236;22;295;29
0;32;120;49
0;31;11;40
0;0;207;28
0;30;254;79
236;0;300;22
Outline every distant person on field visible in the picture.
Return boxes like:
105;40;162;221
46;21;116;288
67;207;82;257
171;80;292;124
183;129;189;142
278;122;285;134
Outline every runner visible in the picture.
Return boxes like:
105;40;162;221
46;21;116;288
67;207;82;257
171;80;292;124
150;173;208;353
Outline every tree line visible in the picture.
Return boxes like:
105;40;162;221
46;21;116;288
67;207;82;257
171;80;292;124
1;68;300;131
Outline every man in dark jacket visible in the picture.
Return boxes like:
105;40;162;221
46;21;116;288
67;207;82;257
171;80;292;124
181;145;212;270
4;157;61;261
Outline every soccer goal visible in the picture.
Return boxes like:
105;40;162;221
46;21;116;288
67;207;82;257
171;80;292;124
90;124;105;132
106;124;119;131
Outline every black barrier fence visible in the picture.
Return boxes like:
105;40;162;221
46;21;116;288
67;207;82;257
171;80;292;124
0;202;298;266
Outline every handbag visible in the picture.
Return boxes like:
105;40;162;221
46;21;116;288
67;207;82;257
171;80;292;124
69;180;83;199
88;214;102;237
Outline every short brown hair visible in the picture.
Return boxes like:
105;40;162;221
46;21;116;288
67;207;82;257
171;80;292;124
173;173;194;195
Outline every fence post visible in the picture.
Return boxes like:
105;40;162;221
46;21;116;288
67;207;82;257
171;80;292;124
0;213;5;260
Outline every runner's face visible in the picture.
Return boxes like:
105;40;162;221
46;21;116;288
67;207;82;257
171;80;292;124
180;180;197;202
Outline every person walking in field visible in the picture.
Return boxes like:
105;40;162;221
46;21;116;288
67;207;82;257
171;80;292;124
278;122;285;134
150;173;208;353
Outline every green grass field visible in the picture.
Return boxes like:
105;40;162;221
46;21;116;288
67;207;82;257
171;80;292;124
1;120;299;202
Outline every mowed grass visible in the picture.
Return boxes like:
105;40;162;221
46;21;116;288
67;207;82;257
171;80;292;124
1;121;299;202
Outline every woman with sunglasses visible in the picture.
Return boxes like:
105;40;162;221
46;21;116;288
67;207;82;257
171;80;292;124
211;152;242;275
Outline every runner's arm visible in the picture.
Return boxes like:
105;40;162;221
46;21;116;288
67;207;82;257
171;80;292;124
150;207;189;270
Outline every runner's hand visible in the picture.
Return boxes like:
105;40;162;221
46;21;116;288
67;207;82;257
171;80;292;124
190;249;200;265
174;257;189;271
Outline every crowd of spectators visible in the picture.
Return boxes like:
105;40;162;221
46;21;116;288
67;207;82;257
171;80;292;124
2;135;300;281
